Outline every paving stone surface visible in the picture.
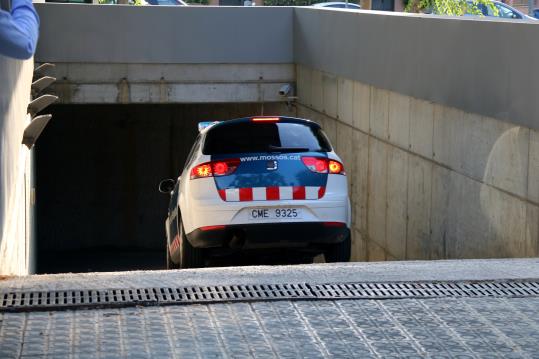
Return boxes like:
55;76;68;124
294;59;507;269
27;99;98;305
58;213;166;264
2;259;539;293
1;297;538;358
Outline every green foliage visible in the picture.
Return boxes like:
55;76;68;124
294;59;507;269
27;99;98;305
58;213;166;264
186;0;209;4
405;0;497;16
264;0;358;5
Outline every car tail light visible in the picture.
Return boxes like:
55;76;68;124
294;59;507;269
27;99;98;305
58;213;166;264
199;225;226;231
251;117;280;123
301;157;345;175
213;162;229;176
190;159;240;179
302;157;328;173
192;163;212;179
323;222;346;227
328;160;344;174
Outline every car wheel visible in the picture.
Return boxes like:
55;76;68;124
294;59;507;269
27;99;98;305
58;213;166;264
179;220;205;269
324;233;351;263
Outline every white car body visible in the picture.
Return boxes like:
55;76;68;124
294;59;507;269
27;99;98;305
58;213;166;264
161;116;351;268
179;153;351;234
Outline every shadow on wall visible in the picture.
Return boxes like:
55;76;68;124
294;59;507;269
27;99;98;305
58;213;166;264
428;115;536;260
402;118;538;260
480;127;537;258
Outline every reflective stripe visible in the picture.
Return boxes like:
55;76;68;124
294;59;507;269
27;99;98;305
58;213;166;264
225;188;240;201
218;186;325;202
279;186;293;200
169;234;180;254
252;187;266;201
266;186;279;200
292;186;306;200
318;186;326;199
239;188;253;201
218;189;226;201
306;186;319;200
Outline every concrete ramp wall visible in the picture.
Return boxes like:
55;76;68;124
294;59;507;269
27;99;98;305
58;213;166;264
296;68;538;260
294;8;539;131
293;9;538;261
0;56;34;275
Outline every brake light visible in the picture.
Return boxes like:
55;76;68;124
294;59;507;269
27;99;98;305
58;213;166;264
301;157;345;175
190;159;240;179
213;162;229;176
251;117;280;122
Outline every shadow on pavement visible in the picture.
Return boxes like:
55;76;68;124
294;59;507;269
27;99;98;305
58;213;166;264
37;248;317;274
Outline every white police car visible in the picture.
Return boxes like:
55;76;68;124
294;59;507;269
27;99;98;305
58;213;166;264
159;116;351;269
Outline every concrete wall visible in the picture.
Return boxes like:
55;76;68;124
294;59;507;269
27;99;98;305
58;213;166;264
0;56;34;275
294;8;539;131
33;5;296;105
34;4;293;64
47;63;295;104
34;5;539;128
297;64;538;261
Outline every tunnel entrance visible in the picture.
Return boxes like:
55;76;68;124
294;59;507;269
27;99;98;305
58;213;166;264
35;103;290;273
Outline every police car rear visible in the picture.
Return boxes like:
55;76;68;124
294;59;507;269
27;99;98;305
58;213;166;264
162;116;351;269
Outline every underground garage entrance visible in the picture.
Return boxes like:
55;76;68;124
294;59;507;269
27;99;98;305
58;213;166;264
35;103;291;273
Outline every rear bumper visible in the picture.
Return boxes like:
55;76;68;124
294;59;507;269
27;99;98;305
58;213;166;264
186;222;350;250
180;175;351;234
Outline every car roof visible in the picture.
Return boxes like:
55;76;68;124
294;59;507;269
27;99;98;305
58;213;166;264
203;116;321;135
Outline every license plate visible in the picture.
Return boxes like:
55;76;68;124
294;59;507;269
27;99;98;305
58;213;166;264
248;208;302;220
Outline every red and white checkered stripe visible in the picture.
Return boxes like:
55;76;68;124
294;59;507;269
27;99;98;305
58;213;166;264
218;186;325;202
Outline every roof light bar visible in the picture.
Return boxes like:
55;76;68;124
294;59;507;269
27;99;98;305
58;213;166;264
251;117;280;122
198;121;220;132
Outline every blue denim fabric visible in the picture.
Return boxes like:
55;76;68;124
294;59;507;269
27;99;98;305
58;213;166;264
0;0;39;60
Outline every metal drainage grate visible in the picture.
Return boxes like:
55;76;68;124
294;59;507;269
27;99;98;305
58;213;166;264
0;284;313;312
1;280;538;312
312;280;539;299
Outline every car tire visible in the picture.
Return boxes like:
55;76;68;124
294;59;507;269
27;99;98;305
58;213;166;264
324;233;351;263
179;220;205;269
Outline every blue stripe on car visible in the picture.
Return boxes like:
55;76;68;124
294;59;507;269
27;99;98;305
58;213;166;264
211;152;328;190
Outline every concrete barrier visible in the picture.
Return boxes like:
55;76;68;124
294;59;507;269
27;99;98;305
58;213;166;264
297;64;538;261
0;56;34;275
34;4;294;64
294;8;539;132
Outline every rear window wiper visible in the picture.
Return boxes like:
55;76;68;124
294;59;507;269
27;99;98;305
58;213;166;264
267;145;310;153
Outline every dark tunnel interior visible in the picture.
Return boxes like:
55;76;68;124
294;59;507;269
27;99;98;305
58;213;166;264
35;103;296;273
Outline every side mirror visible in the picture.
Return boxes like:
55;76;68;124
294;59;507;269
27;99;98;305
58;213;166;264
159;179;176;194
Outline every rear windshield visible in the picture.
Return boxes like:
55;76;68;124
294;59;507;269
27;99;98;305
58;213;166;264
203;122;332;155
